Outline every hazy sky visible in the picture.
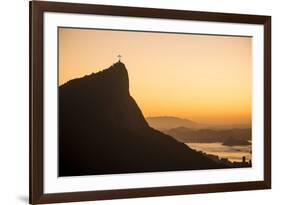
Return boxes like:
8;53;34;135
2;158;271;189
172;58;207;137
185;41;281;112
59;28;252;125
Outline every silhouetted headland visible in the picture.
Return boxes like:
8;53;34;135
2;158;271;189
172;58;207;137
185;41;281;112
59;62;237;177
222;137;251;146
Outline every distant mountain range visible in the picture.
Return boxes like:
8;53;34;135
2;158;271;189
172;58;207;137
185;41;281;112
146;116;251;131
163;126;251;145
146;116;198;130
59;62;227;176
222;137;251;146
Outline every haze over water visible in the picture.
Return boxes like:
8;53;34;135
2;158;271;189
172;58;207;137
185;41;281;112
186;143;251;162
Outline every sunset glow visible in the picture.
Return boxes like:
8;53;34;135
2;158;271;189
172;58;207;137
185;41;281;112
59;28;252;125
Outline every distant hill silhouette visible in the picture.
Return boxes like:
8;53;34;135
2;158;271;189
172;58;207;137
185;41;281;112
164;127;251;144
222;137;251;146
146;116;251;131
59;62;226;176
146;116;198;130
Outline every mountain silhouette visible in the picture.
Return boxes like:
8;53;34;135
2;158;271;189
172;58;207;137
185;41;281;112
146;116;198;130
222;137;251;146
59;62;226;176
165;127;251;144
146;116;251;131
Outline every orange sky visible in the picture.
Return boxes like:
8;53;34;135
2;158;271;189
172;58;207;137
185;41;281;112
59;27;252;125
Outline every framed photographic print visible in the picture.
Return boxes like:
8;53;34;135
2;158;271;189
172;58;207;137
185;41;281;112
30;0;271;204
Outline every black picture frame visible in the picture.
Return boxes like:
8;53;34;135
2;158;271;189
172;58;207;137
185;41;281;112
30;1;271;204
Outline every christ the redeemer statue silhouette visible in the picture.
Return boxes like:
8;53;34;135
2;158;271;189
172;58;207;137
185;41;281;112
117;55;122;62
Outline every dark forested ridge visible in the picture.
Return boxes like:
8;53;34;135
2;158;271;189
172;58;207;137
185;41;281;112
59;62;227;176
